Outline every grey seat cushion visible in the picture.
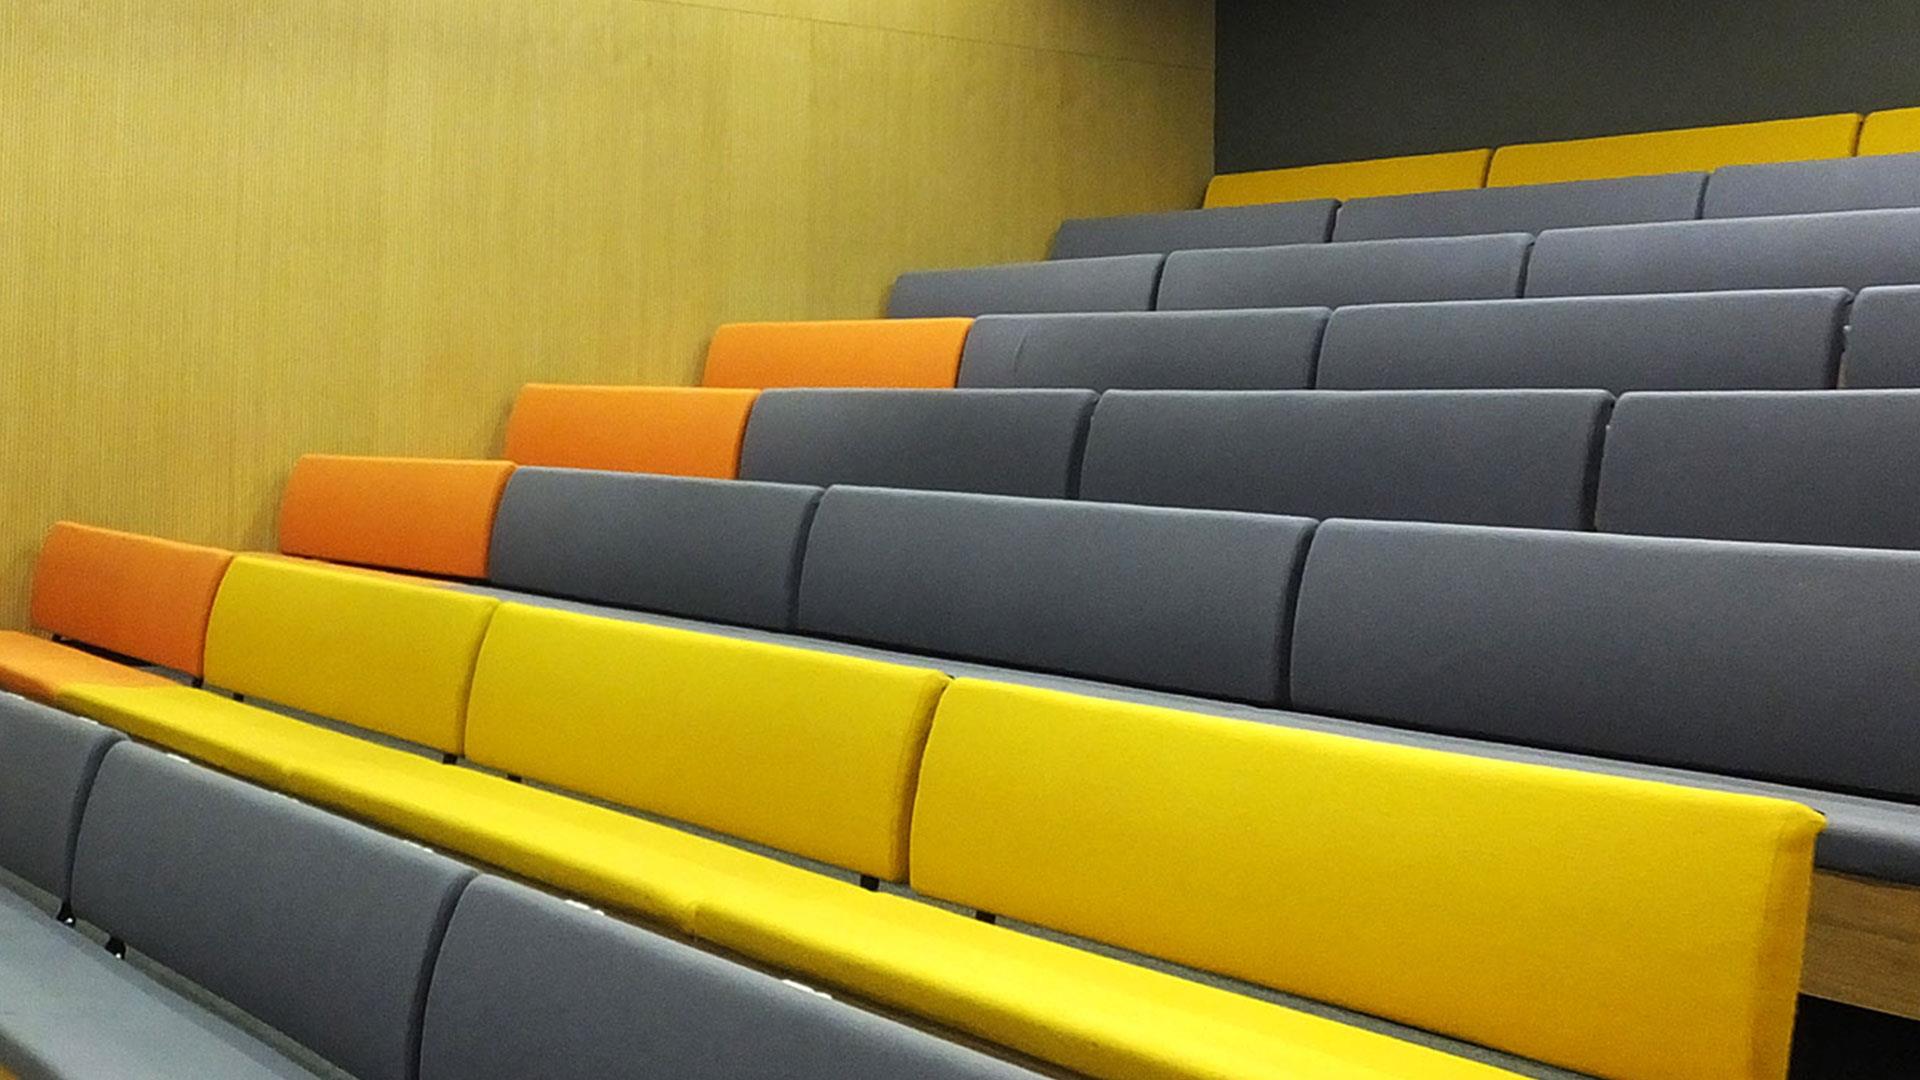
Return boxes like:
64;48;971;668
70;744;476;1080
1597;391;1920;549
1290;519;1920;804
1844;285;1920;388
797;487;1313;703
1316;289;1846;393
956;309;1327;391
1333;173;1704;242
1157;233;1531;310
1704;152;1920;219
451;584;1920;887
0;885;325;1080
1078;390;1610;530
488;468;821;631
419;877;1041;1080
0;694;119;899
1527;207;1920;296
1050;200;1336;259
886;255;1164;317
738;389;1097;498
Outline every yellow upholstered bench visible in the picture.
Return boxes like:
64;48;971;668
1204;148;1492;206
1487;113;1862;186
1861;107;1920;157
696;679;1823;1080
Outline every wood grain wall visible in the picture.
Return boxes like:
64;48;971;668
0;1;1213;629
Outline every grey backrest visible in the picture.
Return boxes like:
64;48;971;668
1157;233;1531;311
1527;208;1920;296
0;696;119;900
956;309;1327;391
1316;290;1847;392
70;744;476;1080
1705;152;1920;219
489;468;822;630
1597;390;1920;550
1079;390;1609;530
1050;200;1336;259
419;877;1040;1080
886;254;1164;317
1291;519;1920;801
1845;285;1920;388
1334;173;1704;242
739;389;1097;498
799;487;1314;703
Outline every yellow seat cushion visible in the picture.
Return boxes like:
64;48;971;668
1860;107;1920;156
203;555;499;755
695;882;1519;1080
1203;149;1491;207
57;683;360;788
463;604;948;882
900;680;1821;1080
1487;114;1862;186
0;632;178;704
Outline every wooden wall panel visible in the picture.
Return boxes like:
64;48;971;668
0;0;1212;629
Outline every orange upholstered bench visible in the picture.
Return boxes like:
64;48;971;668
278;455;515;579
701;318;973;389
0;523;233;701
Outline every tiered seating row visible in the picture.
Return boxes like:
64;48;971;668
1200;108;1920;213
0;539;1824;1080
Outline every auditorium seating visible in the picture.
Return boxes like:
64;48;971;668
956;308;1326;391
1203;148;1493;206
1596;391;1920;549
1526;208;1920;295
1704;152;1920;217
504;385;760;477
1333;172;1705;241
1157;233;1531;310
1049;200;1335;258
1076;390;1609;529
887;255;1164;317
1861;107;1920;156
737;389;1097;497
1485;113;1862;187
700;318;974;389
1845;285;1920;387
279;454;512;577
1315;290;1847;392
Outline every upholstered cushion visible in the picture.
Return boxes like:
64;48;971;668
1334;173;1703;242
504;385;758;478
957;309;1326;391
1205;149;1492;206
1844;285;1920;388
0;695;119;898
29;522;233;675
278;455;513;578
701;319;972;389
1158;234;1530;311
887;255;1164;318
1705;152;1920;218
1487;114;1860;186
1050;200;1335;259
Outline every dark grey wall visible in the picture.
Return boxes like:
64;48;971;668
1217;0;1920;173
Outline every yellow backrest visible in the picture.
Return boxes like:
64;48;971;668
463;604;948;881
1203;148;1491;206
1860;107;1920;156
910;679;1822;1080
1487;113;1862;186
203;555;499;754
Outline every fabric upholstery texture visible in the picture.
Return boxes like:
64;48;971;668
1705;152;1920;218
487;467;821;631
1316;290;1846;392
1843;284;1920;388
1157;233;1530;311
202;555;498;754
419;877;1040;1080
737;389;1096;498
0;631;178;704
1049;200;1336;259
886;255;1164;318
1525;208;1920;296
1486;113;1861;186
1204;149;1493;206
1859;107;1920;156
1077;389;1610;530
1291;520;1920;802
277;454;512;579
28;522;232;676
0;695;119;899
956;309;1327;392
798;487;1313;703
1333;172;1705;241
1597;390;1920;549
701;318;972;389
69;743;475;1080
503;385;758;478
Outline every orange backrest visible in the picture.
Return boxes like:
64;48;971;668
30;522;234;676
503;385;758;478
277;455;514;579
701;318;972;389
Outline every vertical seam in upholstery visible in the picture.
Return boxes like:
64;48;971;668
785;489;827;632
1513;235;1536;298
1581;395;1616;532
1274;520;1320;709
1061;394;1099;500
1303;310;1331;389
405;873;480;1080
1829;292;1856;388
1145;254;1169;310
59;732;124;904
893;676;953;882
